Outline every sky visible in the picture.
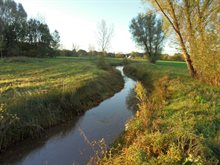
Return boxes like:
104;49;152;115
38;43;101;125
15;0;177;54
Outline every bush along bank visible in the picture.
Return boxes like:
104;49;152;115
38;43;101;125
0;67;124;153
99;64;220;164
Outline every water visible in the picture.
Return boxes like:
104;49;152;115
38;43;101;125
0;66;136;165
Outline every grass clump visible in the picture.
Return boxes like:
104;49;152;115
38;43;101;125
0;57;124;152
99;60;220;164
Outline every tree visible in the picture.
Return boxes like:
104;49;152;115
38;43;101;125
146;0;197;77
77;49;88;56
97;20;113;55
130;13;165;63
0;0;27;56
0;0;60;57
88;44;96;56
51;30;60;49
0;34;4;58
145;0;220;79
72;43;79;51
26;19;53;46
72;43;79;56
0;14;4;58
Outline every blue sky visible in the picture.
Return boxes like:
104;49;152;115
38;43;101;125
15;0;176;54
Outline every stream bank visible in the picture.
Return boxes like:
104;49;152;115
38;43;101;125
0;66;137;165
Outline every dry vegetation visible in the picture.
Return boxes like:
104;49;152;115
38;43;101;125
98;60;220;164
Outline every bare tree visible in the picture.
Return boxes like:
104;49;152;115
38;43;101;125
88;44;96;56
72;43;79;56
97;20;113;55
72;43;79;52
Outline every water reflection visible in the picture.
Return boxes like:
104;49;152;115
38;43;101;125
0;118;80;164
126;88;138;115
0;66;136;165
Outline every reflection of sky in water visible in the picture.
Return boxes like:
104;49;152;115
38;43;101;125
0;67;136;165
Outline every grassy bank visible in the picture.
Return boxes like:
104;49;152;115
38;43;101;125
100;60;220;164
0;56;124;152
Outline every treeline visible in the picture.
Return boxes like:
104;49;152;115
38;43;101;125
0;0;60;57
58;49;151;59
160;53;184;61
57;49;144;58
59;48;184;62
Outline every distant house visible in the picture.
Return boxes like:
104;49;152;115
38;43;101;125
125;54;132;59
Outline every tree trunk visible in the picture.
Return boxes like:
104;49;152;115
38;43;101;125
178;34;197;77
149;58;156;64
183;52;197;77
154;0;197;78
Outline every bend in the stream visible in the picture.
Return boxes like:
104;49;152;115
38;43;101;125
0;66;136;165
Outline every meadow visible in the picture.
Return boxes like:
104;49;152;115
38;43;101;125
0;56;124;152
99;59;220;164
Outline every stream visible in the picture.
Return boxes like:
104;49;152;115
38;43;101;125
0;66;136;165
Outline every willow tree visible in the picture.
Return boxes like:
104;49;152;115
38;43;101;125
146;0;220;80
130;13;165;63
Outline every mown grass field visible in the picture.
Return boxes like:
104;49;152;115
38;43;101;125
0;56;124;152
100;59;220;164
0;56;123;103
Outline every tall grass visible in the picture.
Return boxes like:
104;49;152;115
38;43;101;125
99;60;220;164
0;57;124;152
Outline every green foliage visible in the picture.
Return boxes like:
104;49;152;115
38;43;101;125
58;49;78;57
0;0;60;57
101;60;220;164
77;49;88;56
147;0;220;85
160;53;184;62
51;30;60;50
115;53;125;58
130;51;145;59
0;57;124;152
130;13;165;63
184;0;220;86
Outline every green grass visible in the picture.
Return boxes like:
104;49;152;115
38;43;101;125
0;56;124;152
0;57;97;101
125;59;188;79
100;59;220;164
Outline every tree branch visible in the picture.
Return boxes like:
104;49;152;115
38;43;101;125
154;0;178;33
